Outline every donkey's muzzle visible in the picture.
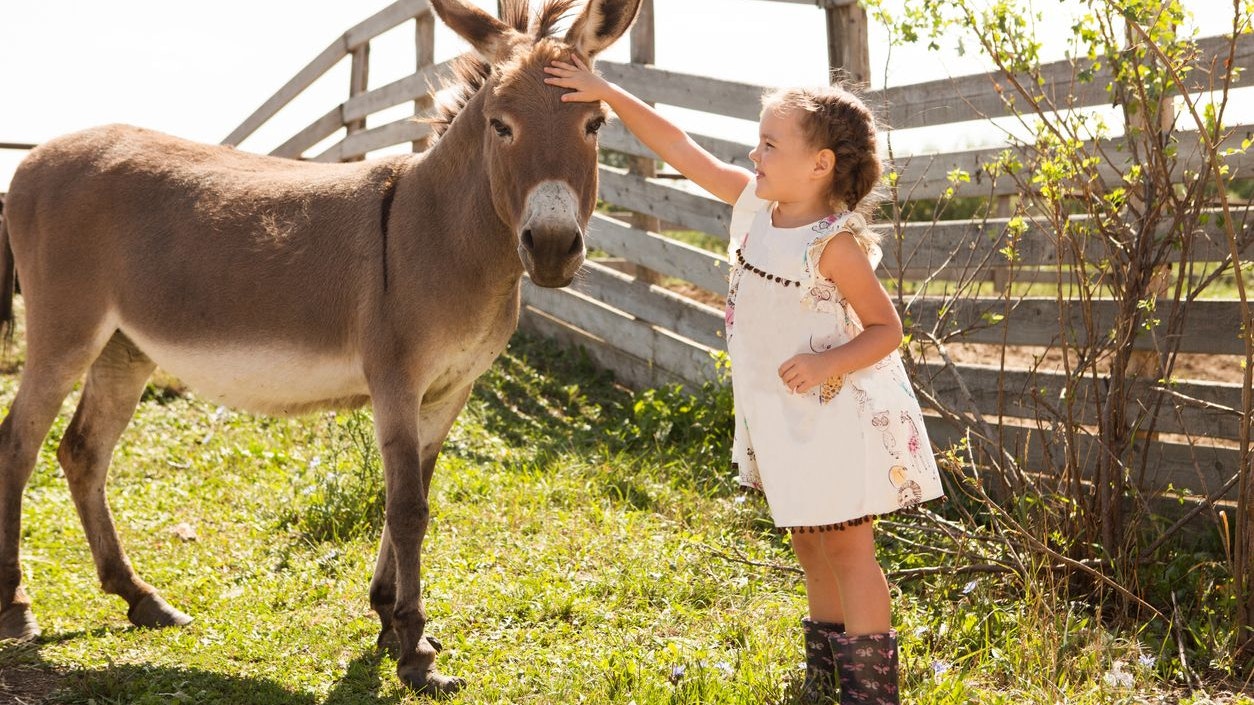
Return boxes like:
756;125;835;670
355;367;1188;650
519;180;586;288
519;223;584;288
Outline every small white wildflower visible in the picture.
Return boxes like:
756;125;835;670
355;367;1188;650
962;579;978;595
1137;654;1156;669
669;665;686;683
1102;662;1133;688
714;661;733;678
931;660;952;676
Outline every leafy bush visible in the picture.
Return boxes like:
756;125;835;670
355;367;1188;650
279;410;384;543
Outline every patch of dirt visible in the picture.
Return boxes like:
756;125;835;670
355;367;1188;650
0;666;64;705
937;342;1241;384
663;282;724;309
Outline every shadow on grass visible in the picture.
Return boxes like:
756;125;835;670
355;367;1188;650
0;639;406;705
463;331;632;461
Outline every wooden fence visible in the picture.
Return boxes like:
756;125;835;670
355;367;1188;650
114;0;1254;505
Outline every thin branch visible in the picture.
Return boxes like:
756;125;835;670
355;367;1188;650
687;541;802;576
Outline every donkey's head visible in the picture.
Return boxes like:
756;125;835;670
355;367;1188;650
429;0;641;288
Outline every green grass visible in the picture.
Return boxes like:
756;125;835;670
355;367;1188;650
0;328;1249;704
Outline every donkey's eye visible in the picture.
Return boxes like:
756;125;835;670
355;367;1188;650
586;116;606;136
490;118;513;139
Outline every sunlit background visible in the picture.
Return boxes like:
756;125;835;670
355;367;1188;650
0;0;1245;190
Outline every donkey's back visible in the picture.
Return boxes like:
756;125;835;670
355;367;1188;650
2;124;411;415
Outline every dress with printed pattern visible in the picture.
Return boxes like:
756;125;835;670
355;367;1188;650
725;182;944;531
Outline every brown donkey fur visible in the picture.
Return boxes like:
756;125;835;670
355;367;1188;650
0;0;640;694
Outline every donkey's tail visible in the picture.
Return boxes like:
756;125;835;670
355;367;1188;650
0;204;15;345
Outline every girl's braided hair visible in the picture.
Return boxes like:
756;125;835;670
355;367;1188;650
762;84;883;240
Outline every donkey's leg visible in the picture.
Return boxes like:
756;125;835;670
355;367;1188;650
0;334;112;640
370;522;399;648
369;379;464;696
57;333;190;629
370;386;472;652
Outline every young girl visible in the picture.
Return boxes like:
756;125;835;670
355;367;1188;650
545;56;944;704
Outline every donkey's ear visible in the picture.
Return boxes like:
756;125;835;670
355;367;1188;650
430;0;522;63
564;0;643;60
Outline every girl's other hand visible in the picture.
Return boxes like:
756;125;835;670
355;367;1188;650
778;353;836;394
544;55;609;102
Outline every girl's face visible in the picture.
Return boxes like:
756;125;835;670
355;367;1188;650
749;107;828;205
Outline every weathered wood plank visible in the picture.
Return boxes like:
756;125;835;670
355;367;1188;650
223;38;347;147
343;61;452;124
890;122;1254;202
414;11;436;152
907;296;1244;355
572;260;725;350
519;307;690;391
826;0;869;85
875;34;1254;130
269;106;344;159
586;213;730;294
925;415;1240;499
521;282;719;384
312;118;431;162
597;61;766;122
917;362;1245;441
877;209;1254;274
345;44;371;160
600;122;754;170
625;0;663;284
344;0;430;50
598;167;731;237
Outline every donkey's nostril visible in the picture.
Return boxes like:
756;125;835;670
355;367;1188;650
567;232;584;256
521;229;535;251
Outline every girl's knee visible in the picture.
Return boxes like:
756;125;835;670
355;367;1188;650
790;531;826;565
818;528;878;566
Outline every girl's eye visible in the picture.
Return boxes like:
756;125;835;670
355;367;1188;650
490;118;513;139
586;116;606;136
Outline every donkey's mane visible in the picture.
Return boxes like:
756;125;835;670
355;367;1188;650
427;0;582;143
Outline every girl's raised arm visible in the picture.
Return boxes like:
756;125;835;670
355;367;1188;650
545;56;752;205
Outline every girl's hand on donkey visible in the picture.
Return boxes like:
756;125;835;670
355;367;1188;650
544;55;608;102
778;353;838;394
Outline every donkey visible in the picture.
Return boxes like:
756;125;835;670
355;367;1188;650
0;0;640;694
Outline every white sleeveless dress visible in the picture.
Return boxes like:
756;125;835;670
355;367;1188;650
725;182;944;531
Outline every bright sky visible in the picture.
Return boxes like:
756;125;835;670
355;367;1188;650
0;0;1241;190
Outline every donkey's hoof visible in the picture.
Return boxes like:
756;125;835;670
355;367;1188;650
399;666;464;698
128;593;193;629
398;637;462;697
0;605;40;642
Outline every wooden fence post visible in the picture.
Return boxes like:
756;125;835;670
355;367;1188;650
629;0;663;285
992;195;1014;292
346;44;371;161
414;11;435;152
823;0;870;85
